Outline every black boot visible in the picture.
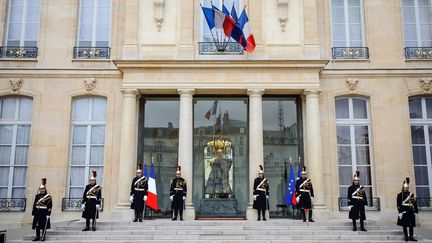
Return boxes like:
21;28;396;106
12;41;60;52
257;209;261;221
32;229;40;241
139;211;143;222
179;209;184;221
302;210;306;222
308;210;314;222
352;219;357;231
409;226;417;241
262;209;267;221
133;211;138;222
360;219;367;231
172;209;178;221
82;219;90;231
403;227;409;241
92;219;96;231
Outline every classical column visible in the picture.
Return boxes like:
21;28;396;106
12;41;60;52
177;89;195;219
304;89;325;207
246;88;265;220
117;89;139;207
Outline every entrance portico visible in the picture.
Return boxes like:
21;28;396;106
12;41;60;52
114;60;328;219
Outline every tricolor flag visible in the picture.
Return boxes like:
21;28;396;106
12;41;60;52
286;163;297;207
212;5;236;37
143;162;148;178
146;162;159;211
205;100;218;120
238;8;256;53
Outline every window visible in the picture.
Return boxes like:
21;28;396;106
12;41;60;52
331;0;365;47
409;96;432;204
402;0;432;47
0;96;32;199
77;0;112;47
5;0;41;47
67;96;106;198
335;97;374;199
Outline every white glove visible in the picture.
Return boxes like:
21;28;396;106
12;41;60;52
266;195;269;199
144;196;148;201
253;195;258;201
182;196;186;201
32;216;34;221
81;203;86;211
170;195;174;201
398;213;404;220
46;215;50;219
130;195;134;203
96;204;101;210
348;205;353;211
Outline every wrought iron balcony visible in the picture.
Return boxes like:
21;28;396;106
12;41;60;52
0;198;26;212
404;47;432;60
62;198;104;211
198;42;244;55
73;47;111;59
0;46;38;58
417;198;432;210
338;197;380;211
332;47;369;60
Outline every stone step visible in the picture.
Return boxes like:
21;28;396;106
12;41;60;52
11;240;432;243
18;234;420;241
43;230;403;236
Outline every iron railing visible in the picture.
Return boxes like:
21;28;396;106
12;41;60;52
73;47;111;59
417;198;432;210
198;42;244;55
0;198;26;212
404;47;432;60
62;198;104;211
0;46;38;58
332;47;369;59
338;197;380;211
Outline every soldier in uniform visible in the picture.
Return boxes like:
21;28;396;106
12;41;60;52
130;164;148;222
295;166;315;222
397;177;418;242
81;170;102;231
31;178;52;241
347;171;367;231
253;165;269;221
170;166;187;221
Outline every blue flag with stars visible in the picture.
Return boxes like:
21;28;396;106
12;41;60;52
285;163;296;206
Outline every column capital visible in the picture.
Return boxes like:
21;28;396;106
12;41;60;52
247;88;265;97
303;89;321;97
121;88;139;97
177;88;195;96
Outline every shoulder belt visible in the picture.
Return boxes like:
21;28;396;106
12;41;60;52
351;186;362;197
256;178;268;191
299;179;310;189
86;184;101;196
134;176;147;186
36;193;51;206
402;192;413;205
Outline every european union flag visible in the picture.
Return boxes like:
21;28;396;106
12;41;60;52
285;163;296;206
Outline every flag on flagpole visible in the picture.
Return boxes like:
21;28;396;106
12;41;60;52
238;8;256;53
205;100;218;120
146;162;159;211
143;162;148;178
201;6;215;30
212;5;236;37
296;162;302;180
286;163;297;206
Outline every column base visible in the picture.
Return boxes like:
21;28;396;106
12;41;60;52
183;206;195;220
312;204;330;219
246;206;269;220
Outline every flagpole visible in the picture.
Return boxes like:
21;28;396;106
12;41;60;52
200;3;219;51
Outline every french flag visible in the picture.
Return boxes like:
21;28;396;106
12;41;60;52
146;163;158;211
212;6;236;37
205;100;218;120
238;9;256;53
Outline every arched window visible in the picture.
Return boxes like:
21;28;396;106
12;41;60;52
0;96;33;199
67;96;106;198
335;97;374;199
408;96;432;205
